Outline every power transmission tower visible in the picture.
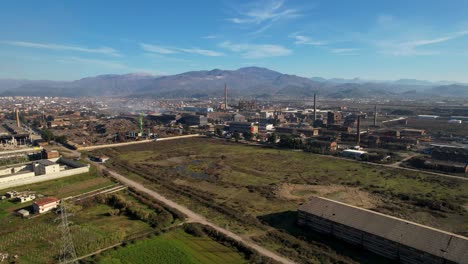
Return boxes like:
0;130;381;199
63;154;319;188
58;199;78;264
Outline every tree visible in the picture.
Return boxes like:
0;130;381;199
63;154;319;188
55;135;67;144
233;132;241;142
243;131;253;141
41;129;54;143
268;133;278;144
215;128;224;137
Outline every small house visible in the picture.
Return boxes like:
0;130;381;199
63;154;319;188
33;197;60;214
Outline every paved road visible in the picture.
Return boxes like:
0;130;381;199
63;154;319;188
93;162;295;264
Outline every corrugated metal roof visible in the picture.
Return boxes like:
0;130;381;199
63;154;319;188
299;197;468;264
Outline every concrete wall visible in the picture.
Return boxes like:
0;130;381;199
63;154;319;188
0;166;89;190
0;171;35;184
0;164;29;176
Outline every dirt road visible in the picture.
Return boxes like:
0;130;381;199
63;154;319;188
93;162;295;264
79;134;201;151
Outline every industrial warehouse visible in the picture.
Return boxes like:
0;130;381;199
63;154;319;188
298;197;468;264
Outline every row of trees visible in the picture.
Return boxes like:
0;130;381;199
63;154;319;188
96;194;173;229
40;129;67;144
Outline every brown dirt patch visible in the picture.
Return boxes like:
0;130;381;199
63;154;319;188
150;156;188;167
277;183;382;209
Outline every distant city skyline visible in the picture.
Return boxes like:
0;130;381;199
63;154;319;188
1;0;468;82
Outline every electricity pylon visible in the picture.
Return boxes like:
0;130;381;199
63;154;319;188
58;199;78;264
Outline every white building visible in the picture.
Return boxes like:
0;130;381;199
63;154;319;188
33;197;60;214
17;194;35;203
33;160;60;175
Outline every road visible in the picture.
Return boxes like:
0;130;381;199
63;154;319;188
92;162;295;264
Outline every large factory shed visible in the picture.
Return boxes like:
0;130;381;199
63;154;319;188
298;197;468;264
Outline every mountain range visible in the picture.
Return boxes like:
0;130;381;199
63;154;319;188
1;67;467;99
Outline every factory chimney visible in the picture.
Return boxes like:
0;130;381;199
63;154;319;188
356;115;361;145
15;108;20;128
224;83;228;111
373;105;378;127
313;93;317;126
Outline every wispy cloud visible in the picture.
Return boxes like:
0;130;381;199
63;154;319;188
379;30;468;56
228;0;300;35
331;48;359;54
330;48;359;55
202;35;217;39
292;35;326;46
220;41;291;58
57;56;166;75
57;57;126;69
0;40;120;56
228;0;299;24
178;48;224;57
404;30;468;47
140;43;224;57
140;43;177;54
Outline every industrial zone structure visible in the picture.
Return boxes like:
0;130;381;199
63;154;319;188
298;197;468;264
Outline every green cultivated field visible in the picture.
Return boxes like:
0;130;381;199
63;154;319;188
94;137;468;264
97;228;247;264
0;170;155;263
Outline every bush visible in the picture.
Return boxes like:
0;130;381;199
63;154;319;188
183;223;205;237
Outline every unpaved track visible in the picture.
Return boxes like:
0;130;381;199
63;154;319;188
93;162;295;264
80;134;201;151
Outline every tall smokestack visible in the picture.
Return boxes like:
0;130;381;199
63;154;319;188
313;93;317;126
373;105;377;127
15;108;20;128
356;115;361;145
224;83;228;111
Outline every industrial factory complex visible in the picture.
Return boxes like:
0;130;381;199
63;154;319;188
0;85;467;263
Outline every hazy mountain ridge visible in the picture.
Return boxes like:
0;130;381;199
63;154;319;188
1;67;468;98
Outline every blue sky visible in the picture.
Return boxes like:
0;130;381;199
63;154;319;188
1;0;468;82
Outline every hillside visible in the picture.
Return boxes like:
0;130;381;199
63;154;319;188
2;67;467;98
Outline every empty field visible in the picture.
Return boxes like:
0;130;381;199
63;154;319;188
96;228;247;264
94;137;468;263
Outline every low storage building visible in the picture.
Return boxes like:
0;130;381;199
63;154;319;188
228;122;258;134
33;160;60;175
33;197;60;214
17;194;35;203
298;196;468;264
16;209;30;218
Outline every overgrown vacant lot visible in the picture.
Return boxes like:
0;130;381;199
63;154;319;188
96;137;468;263
96;227;247;264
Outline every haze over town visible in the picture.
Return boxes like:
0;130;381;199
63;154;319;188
0;1;467;264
